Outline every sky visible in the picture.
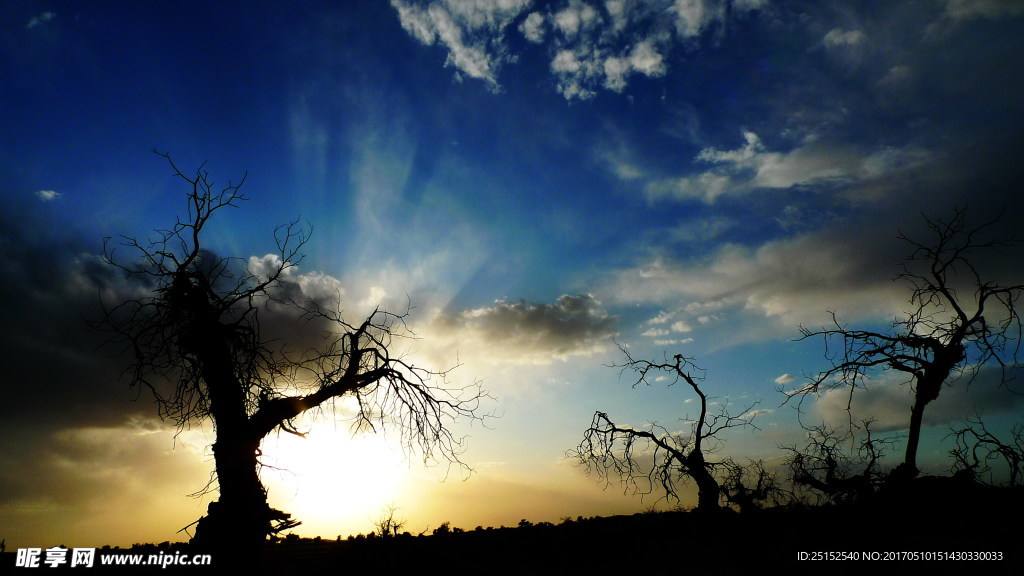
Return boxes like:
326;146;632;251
2;0;1024;549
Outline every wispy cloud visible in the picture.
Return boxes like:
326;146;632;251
644;132;932;203
27;11;56;29
35;190;62;201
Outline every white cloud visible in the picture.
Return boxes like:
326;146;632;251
672;0;718;38
392;0;765;99
696;130;763;164
628;39;667;76
359;286;389;309
644;132;934;203
603;40;666;91
550;47;601;99
774;373;795;386
670;320;692;332
35;190;62;201
605;0;628;31
645;172;733;203
602;56;631;91
248;254;345;309
823;28;866;49
745;408;775;419
519;11;546;42
697;132;861;189
390;0;533;88
749;146;861;189
648;310;673;324
554;0;601;37
543;1;678;99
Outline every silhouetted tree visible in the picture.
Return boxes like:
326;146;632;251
372;505;407;538
431;521;454;536
719;459;785;513
949;415;1024;487
95;152;485;556
795;207;1023;479
573;346;758;511
783;421;893;506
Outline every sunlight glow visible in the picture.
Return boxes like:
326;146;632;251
259;424;409;537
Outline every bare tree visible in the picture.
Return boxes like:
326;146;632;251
719;459;785;513
572;346;758;511
95;152;486;555
949;415;1024;487
783;421;894;506
372;504;408;538
795;207;1024;480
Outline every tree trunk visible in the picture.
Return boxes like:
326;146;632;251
687;450;721;511
189;321;279;557
196;438;274;554
901;392;927;479
901;343;963;479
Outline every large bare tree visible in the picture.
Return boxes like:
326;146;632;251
95;152;485;555
796;207;1023;480
573;346;758;511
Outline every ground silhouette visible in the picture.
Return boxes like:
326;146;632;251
6;480;1019;573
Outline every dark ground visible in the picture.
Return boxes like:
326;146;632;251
4;481;1021;574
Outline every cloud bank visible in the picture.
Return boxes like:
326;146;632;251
608;223;910;347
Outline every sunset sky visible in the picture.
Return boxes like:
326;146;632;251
3;0;1024;548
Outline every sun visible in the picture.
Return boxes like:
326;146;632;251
259;422;410;537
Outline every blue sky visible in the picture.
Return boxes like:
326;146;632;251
2;0;1024;547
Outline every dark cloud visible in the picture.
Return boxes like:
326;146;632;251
811;364;1024;433
436;294;618;364
0;207;135;430
0;209;211;546
0;416;211;547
